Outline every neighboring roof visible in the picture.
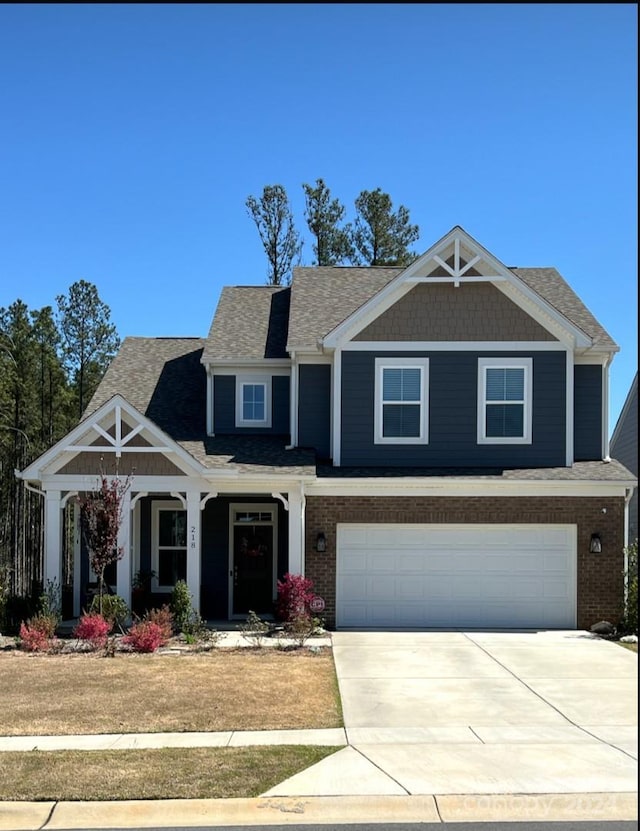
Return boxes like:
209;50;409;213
287;266;400;350
513;268;617;350
201;286;290;363
611;371;638;452
316;459;636;482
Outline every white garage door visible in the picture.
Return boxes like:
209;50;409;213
336;524;576;629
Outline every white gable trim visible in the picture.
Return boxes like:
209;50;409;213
322;226;592;350
20;395;206;481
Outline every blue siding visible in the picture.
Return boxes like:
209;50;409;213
200;497;289;620
298;364;331;459
341;351;566;467
574;365;603;461
213;374;290;435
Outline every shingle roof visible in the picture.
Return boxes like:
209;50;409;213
84;337;314;476
287;266;401;349
201;286;290;362
85;337;207;440
513;268;617;349
316;459;636;482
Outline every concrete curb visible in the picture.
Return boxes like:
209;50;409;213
1;793;637;829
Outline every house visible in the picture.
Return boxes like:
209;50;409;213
17;226;637;630
610;372;638;544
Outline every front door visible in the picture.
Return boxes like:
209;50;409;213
230;505;276;617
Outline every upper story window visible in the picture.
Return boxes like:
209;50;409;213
374;357;429;444
477;357;532;444
236;375;272;428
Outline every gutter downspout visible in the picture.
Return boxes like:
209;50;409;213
602;354;613;461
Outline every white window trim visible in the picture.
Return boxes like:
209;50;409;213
235;374;272;428
151;500;187;592
477;357;532;445
374;357;429;445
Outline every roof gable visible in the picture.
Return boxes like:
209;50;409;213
20;394;206;481
323;227;595;349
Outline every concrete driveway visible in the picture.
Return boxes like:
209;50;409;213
265;630;638;798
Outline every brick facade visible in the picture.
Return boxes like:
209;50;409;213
305;495;625;630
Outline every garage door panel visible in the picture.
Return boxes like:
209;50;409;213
337;524;576;629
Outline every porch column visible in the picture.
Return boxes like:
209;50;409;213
72;502;81;617
44;490;63;589
288;488;304;575
116;488;132;606
186;491;201;614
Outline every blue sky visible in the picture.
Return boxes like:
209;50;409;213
0;4;637;428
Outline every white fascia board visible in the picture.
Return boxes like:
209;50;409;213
323;280;415;348
574;351;617;365
24;394;207;481
305;478;636;498
296;353;333;364
342;341;568;352
496;281;592;348
214;364;291;376
210;358;291;368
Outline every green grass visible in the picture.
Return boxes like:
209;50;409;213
0;746;341;801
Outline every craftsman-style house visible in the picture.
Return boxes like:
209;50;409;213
18;227;636;629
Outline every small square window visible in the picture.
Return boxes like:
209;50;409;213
235;375;272;428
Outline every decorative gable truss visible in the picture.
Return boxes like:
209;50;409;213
323;227;593;351
21;395;204;484
320;227;602;467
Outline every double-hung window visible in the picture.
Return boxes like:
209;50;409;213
478;357;532;444
374;357;429;444
152;501;187;591
235;375;272;428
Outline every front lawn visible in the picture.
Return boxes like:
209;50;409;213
0;746;339;801
0;649;342;736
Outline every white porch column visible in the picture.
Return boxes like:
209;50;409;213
288;488;304;576
116;488;132;606
186;491;201;613
44;490;63;590
72;502;81;617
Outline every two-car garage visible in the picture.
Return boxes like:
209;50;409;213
336;524;577;629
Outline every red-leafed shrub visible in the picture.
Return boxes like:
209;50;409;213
276;573;315;622
122;620;167;653
19;615;57;652
145;605;173;641
73;613;112;649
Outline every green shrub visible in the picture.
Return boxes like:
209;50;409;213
170;580;205;637
90;594;129;631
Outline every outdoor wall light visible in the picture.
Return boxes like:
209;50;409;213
315;532;327;553
589;533;602;554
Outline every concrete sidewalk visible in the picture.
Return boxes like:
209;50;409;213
1;793;638;829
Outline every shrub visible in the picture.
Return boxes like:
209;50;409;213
122;620;167;653
73;613;111;649
145;605;174;641
276;573;315;623
90;594;129;631
170;580;206;637
622;540;638;635
240;610;271;647
18;614;58;652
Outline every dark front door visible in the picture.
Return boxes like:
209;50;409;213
232;524;274;616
